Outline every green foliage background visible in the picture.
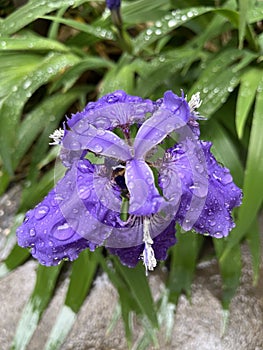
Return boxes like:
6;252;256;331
0;0;262;348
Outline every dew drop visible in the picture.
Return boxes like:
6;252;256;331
221;173;233;185
70;140;81;150
97;128;106;136
77;161;91;174
78;185;91;200
208;219;216;227
23;80;32;89
168;19;177;27
38;240;44;247
52;220;77;241
34;205;50;220
146;28;153;35
94;144;103;153
146;177;154;185
29;228;36;237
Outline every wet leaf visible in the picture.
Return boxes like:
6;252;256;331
0;52;80;175
236;68;262;139
0;0;78;35
214;238;242;309
168;229;203;304
134;7;213;53
221;77;263;261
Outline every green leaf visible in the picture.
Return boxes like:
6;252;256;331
97;255;136;344
0;52;79;175
42;15;114;41
0;0;78;35
221;77;263;261
0;52;41;99
44;250;99;350
100;64;135;95
134;48;201;97
65;250;98;312
11;264;63;350
0;35;69;52
0;244;30;279
133;7;213;53
247;2;263;23
236;68;262;139
214;238;242;309
114;260;159;328
167;229;203;304
238;0;251;48
200;119;244;187
189;49;250;117
122;0;169;23
50;57;113;93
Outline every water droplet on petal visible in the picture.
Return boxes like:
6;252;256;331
34;205;50;219
77;161;91;173
29;228;36;237
146;177;154;185
52;220;78;241
78;185;91;199
128;181;135;189
94;144;103;153
97;128;106;136
208;219;216;227
70;140;81;150
221;173;233;185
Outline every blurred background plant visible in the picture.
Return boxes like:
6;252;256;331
0;0;262;349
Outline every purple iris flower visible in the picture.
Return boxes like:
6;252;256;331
16;90;242;273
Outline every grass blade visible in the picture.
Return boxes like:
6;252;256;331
221;76;263;261
236;68;262;139
167;229;203;304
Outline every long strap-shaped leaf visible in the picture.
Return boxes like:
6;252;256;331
214;238;242;310
0;52;79;175
167;229;203;304
11;263;63;350
44;250;99;350
221;76;263;262
0;245;30;279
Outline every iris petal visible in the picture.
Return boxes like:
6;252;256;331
108;219;176;267
17;159;124;265
62;123;131;161
134;96;189;159
191;142;242;237
67;90;154;130
125;159;164;216
168;141;242;237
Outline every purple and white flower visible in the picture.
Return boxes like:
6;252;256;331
16;90;242;273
